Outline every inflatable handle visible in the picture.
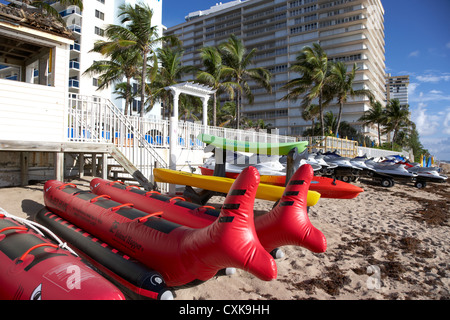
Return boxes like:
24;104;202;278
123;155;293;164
169;196;185;203
198;205;216;211
135;211;163;223
0;226;28;234
126;185;140;191
57;183;77;190
17;243;59;263
90;195;111;203
110;203;134;212
109;181;125;185
145;190;160;196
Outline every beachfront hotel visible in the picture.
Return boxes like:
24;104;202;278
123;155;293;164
51;0;164;118
385;74;409;107
164;0;386;139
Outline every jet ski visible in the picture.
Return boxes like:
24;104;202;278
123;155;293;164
305;151;338;176
350;154;376;176
204;149;321;177
280;149;324;173
321;151;362;181
407;165;448;188
364;159;417;187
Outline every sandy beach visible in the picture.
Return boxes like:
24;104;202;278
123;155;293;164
0;165;448;301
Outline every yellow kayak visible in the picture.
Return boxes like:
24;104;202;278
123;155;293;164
153;168;320;206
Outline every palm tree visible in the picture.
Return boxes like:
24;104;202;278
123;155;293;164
216;101;236;127
219;34;272;129
383;99;412;149
179;95;201;122
112;82;139;116
19;1;83;22
328;62;374;135
196;46;237;126
150;47;196;119
84;43;141;116
301;104;321;136
105;2;177;117
358;98;385;146
281;43;330;137
323;111;338;135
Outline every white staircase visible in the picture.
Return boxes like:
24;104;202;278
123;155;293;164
67;95;167;189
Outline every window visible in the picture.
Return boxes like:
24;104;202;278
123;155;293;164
132;99;142;113
95;10;104;20
97;0;105;4
95;26;105;37
93;78;99;87
0;64;20;81
0;35;55;86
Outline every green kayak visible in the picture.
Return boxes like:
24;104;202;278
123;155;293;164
198;133;308;155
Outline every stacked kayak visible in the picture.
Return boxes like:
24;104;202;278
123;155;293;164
153;167;321;206
198;166;363;200
198;133;308;155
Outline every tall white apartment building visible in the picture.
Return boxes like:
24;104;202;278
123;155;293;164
53;0;163;117
385;74;409;107
165;0;386;137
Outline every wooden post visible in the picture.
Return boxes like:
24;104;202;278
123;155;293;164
54;152;64;181
102;153;108;180
92;153;97;177
79;153;84;178
20;152;29;186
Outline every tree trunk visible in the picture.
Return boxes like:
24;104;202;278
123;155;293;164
377;124;381;146
124;77;131;116
236;89;240;130
335;101;343;137
140;51;147;117
319;93;324;137
213;93;217;127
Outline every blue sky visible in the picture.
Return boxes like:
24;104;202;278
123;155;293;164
163;0;450;160
1;0;447;159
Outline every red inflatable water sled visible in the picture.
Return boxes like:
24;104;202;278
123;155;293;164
43;166;277;287
0;212;125;300
91;164;327;254
35;208;173;300
199;166;363;199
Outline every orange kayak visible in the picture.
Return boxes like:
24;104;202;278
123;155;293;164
199;166;363;199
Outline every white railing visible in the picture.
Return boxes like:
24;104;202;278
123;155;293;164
356;146;409;159
298;136;358;157
67;94;296;184
67;95;167;183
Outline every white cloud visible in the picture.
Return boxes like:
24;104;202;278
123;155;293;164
416;72;450;83
420;136;450;161
443;108;450;135
408;82;419;96
408;50;420;58
409;89;450;103
411;103;440;136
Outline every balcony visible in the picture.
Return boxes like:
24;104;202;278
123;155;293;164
59;7;82;18
68;24;81;35
69;61;80;70
70;43;81;52
69;79;79;88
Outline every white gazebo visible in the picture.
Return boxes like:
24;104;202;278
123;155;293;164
164;82;216;193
